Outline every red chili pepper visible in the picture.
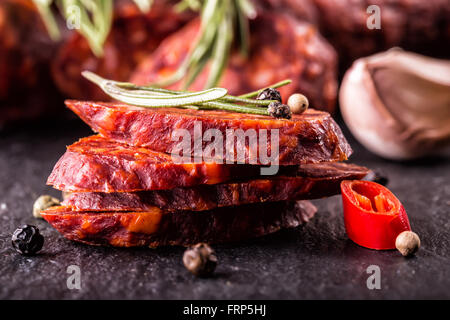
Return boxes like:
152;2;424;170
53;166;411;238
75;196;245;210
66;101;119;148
341;180;411;250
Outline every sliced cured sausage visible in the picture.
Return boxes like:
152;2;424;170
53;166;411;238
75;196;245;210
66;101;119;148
63;162;368;211
65;100;352;165
47;135;268;192
41;201;317;247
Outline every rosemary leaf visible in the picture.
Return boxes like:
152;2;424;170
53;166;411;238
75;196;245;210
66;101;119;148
99;0;113;43
220;96;276;106
234;0;251;57
183;47;212;89
133;0;153;13
152;6;220;88
153;0;253;89
199;101;268;116
200;0;220;31
59;0;113;57
175;0;201;12
117;83;183;95
82;71;228;108
118;81;280;106
204;0;233;89
236;0;256;19
106;86;227;108
238;79;293;99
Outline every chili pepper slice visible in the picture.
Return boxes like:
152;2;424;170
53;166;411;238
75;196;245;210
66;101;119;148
341;180;411;250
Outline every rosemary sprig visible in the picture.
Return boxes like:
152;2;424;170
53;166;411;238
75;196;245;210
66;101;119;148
154;0;255;89
116;81;281;106
34;0;152;57
35;0;254;87
58;0;113;57
204;0;232;89
82;71;227;107
151;0;223;88
82;71;293;116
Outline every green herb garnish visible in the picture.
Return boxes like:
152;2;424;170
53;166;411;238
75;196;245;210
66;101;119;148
34;0;255;88
82;71;292;117
83;71;227;107
153;0;255;89
33;0;150;57
59;0;113;57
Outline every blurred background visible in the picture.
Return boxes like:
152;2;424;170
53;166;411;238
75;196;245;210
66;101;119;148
1;0;450;299
1;0;449;129
2;0;450;161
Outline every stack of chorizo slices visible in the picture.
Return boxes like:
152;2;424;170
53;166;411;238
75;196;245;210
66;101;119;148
42;101;368;247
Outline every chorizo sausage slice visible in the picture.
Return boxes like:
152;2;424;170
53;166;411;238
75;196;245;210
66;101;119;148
41;201;317;247
65;100;352;165
62;162;368;211
47;135;274;192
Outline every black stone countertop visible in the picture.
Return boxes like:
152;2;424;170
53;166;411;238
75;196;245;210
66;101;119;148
0;119;449;300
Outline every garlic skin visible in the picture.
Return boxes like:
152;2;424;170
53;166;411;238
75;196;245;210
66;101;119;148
340;49;450;160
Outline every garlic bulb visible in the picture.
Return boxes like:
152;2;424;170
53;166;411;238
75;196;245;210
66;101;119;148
340;49;450;160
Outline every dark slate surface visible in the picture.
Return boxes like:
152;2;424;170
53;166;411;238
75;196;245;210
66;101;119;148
0;118;449;300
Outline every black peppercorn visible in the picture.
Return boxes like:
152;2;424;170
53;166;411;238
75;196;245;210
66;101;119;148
183;243;217;277
256;88;282;102
268;101;292;119
11;225;44;255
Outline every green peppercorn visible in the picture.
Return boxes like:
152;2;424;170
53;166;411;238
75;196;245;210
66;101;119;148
183;243;217;277
33;195;60;219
